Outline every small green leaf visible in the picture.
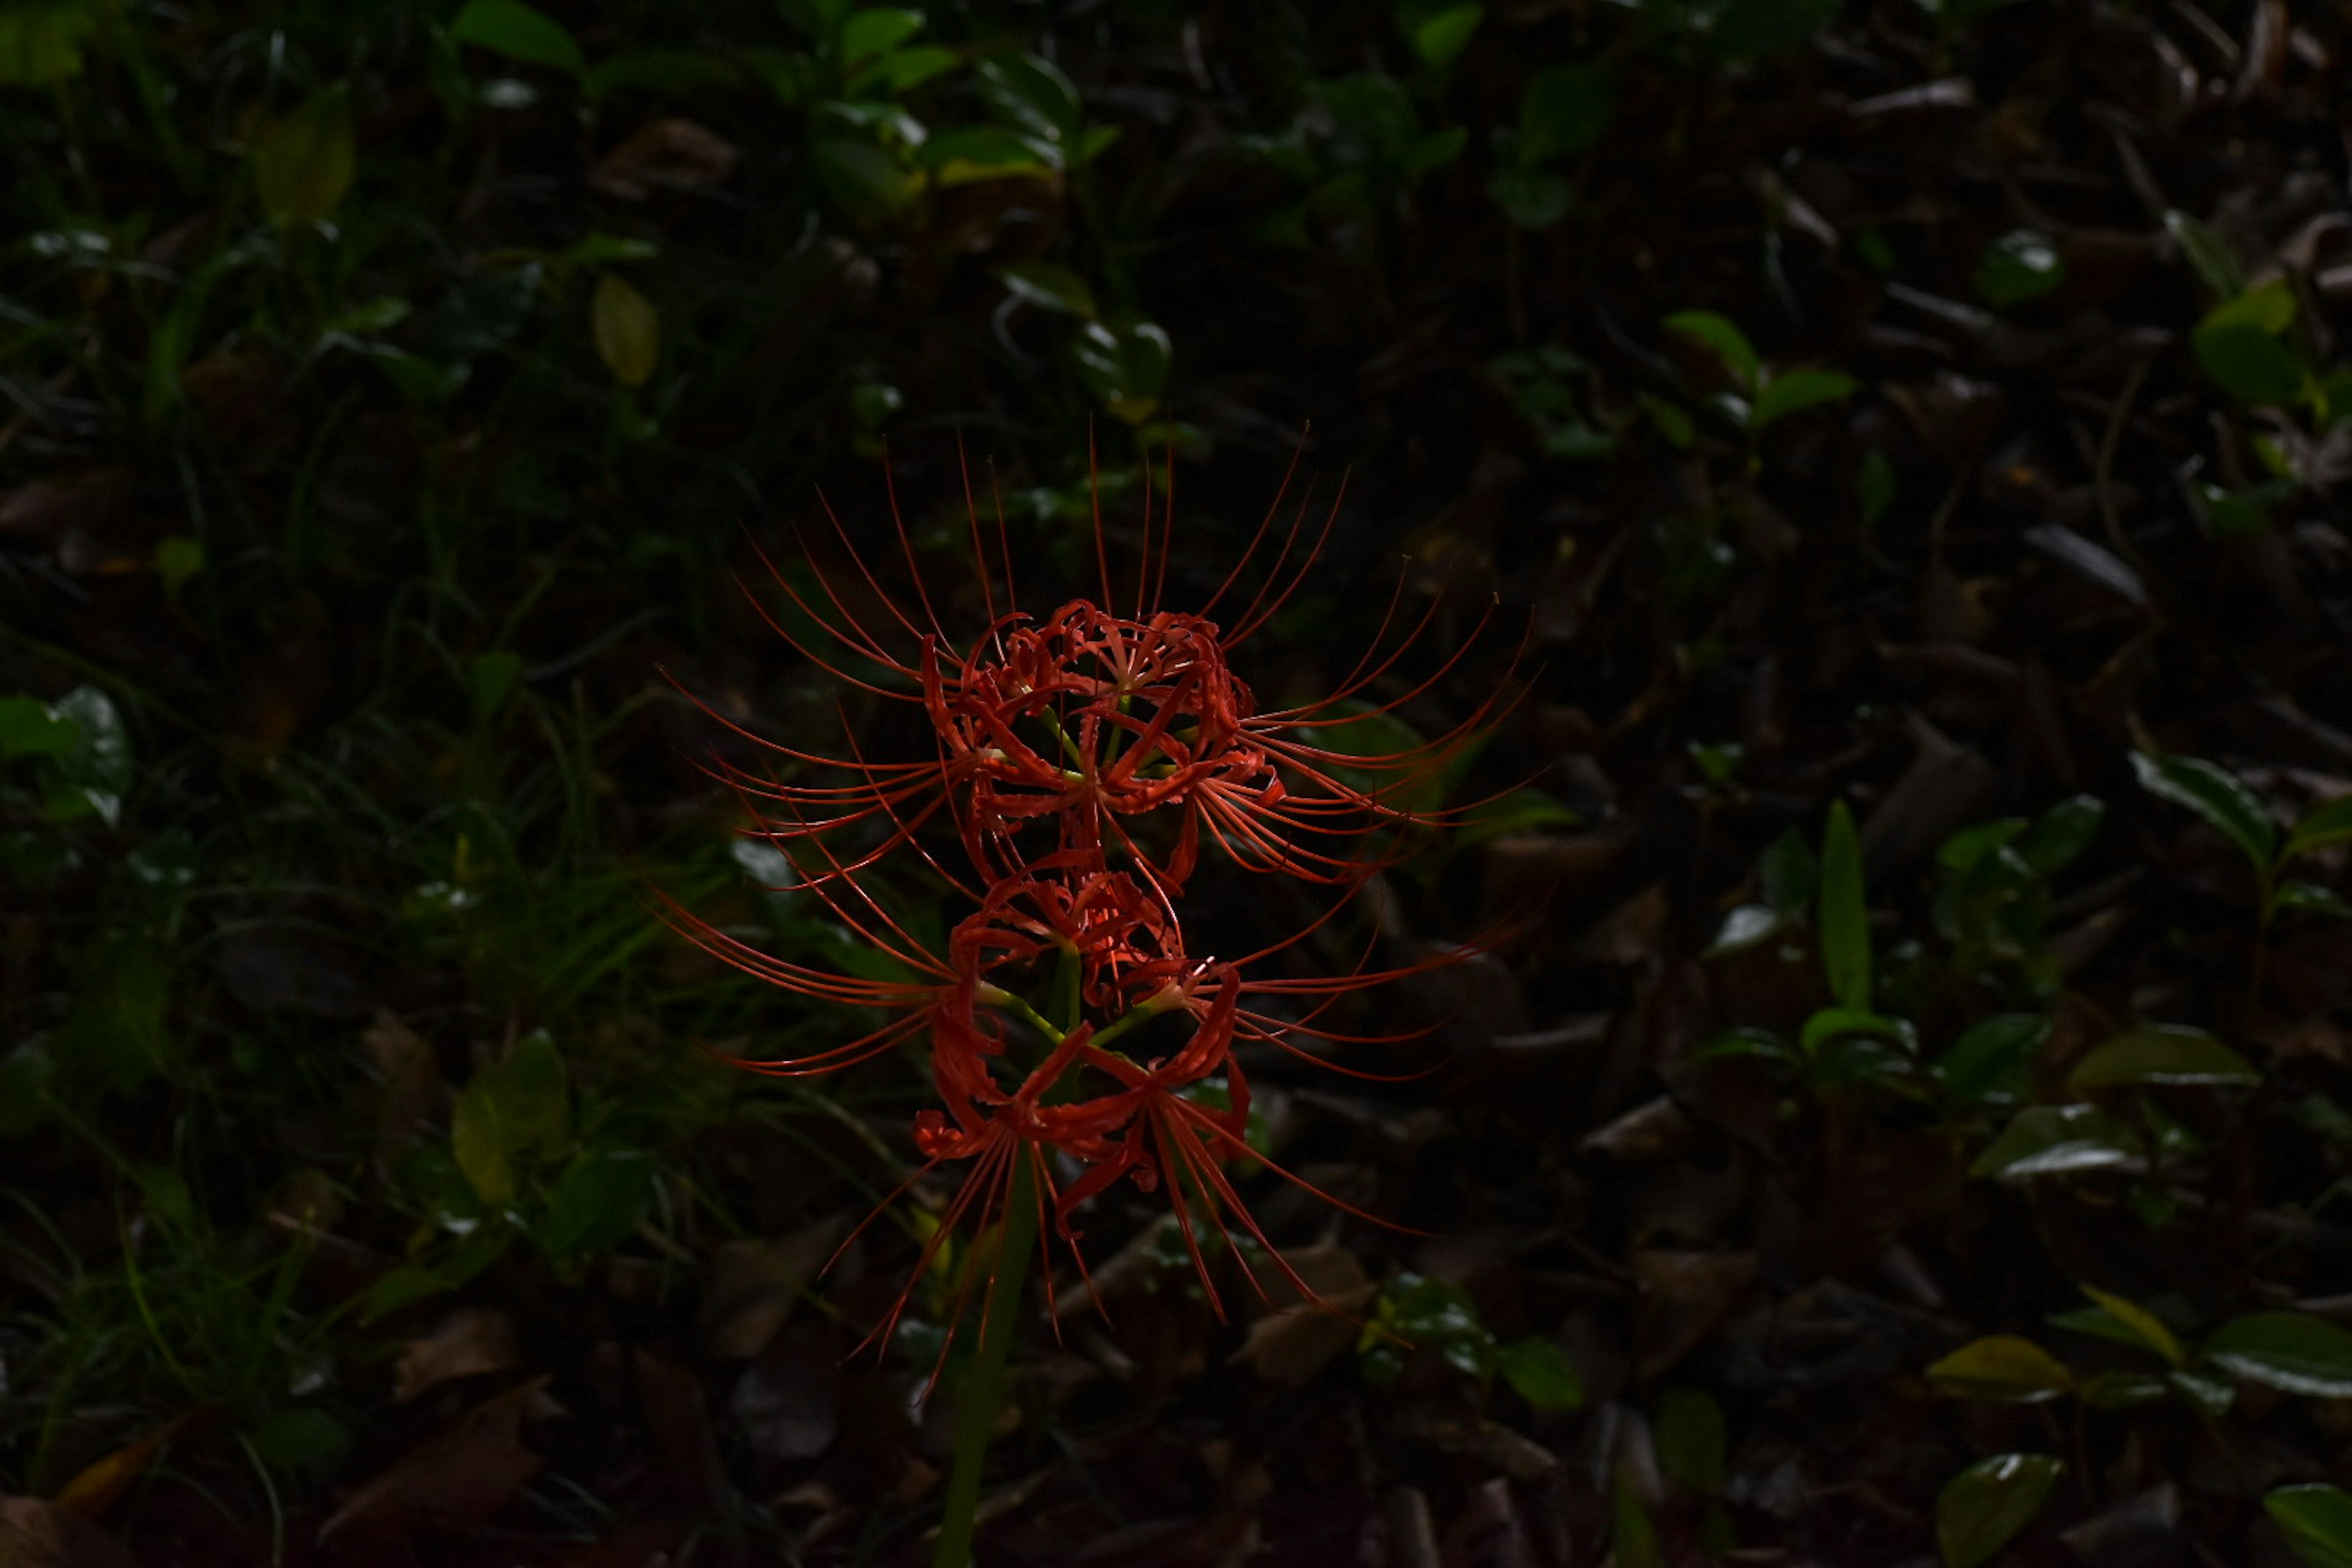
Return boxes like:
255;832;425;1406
1663;310;1760;391
1934;1014;2048;1106
50;686;130;794
532;1148;657;1257
1749;368;1858;435
2206;277;2297;334
1517;61;1613;162
2203;1313;2352;1398
1926;1336;2073;1403
1371;1275;1491;1381
154;534;205;597
1974;230;2066;308
1406;4;1482;74
976;53;1082;145
1799;1006;1914;1061
253;85;356;228
2076;1284;2185;1368
2267;1484;2352;1568
1970;1104;2145;1181
1640;393;1694;448
1495;1336;1583;1411
450;0;586;75
2286;795;2352;862
1486;165;1571;228
918;124;1059;183
0;696;77;760
451;1031;572;1204
838;6;922;66
1936;1453;2062;1568
1817;800;1870;1012
996;261;1096;318
2067;1025;2259;1089
1656;1387;1727;1493
468;650;523;721
2132;751;2277;869
811;137;921;223
1070;318;1174;426
2194;322;2308;406
590;273;658;387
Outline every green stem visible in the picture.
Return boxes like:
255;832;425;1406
933;1152;1039;1568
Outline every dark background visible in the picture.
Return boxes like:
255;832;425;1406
6;0;2352;1562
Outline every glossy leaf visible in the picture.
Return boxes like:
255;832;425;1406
997;261;1096;318
1974;230;2065;307
1817;800;1869;1011
2206;277;2296;334
2075;1284;2185;1368
2067;1026;2258;1089
590;274;658;387
254;85;356;228
838;7;922;67
2267;1485;2352;1568
0;696;77;759
1936;1453;2061;1568
1926;1336;2074;1402
2194;322;2307;406
1495;1336;1583;1411
2286;795;2352;862
1664;311;1759;391
450;0;585;75
1750;368;1858;434
1935;1014;2048;1105
1969;1104;2145;1181
1405;4;1482;74
2203;1313;2352;1397
2132;751;2277;868
1071;318;1173;426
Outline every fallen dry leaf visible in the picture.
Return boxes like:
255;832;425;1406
393;1306;520;1402
592;119;741;200
0;1497;141;1568
317;1376;550;1545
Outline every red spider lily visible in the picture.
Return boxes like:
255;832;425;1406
686;440;1515;898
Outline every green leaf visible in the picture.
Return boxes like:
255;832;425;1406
468;650;523;722
51;686;129;794
450;0;585;75
253;85;356;228
1517;62;1613;162
1926;1336;2074;1403
976;53;1082;145
1486;165;1571;229
2203;1313;2352;1397
845;42;956;98
2267;1485;2352;1568
1970;1104;2145;1182
2286;795;2352;862
532;1148;657;1257
2207;277;2297;334
0;4;97;87
590;273;658;387
1799;1006;1914;1060
1452;786;1581;853
1640;393;1694;448
997;261;1095;318
1655;1387;1727;1493
2164;208;2245;300
1817;800;1869;1012
811;138;921;223
1936;1453;2062;1568
2195;322;2308;406
2020;794;2104;874
917;124;1059;183
0;695;77;760
1663;310;1760;391
1934;1014;2048;1106
838;7;922;66
1495;1336;1583;1411
1370;1275;1491;1381
1974;230;2066;308
1858;448;1896;526
451;1031;571;1204
1760;826;1817;912
1070;318;1174;426
2075;1284;2185;1368
1404;4;1483;74
2132;751;2277;868
154;534;205;597
2067;1025;2259;1089
2276;880;2352;918
1749;368;1859;435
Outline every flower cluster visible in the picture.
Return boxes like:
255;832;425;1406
670;451;1498;1350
